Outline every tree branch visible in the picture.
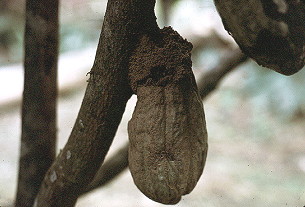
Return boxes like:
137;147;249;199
15;1;59;206
35;1;158;206
81;47;248;195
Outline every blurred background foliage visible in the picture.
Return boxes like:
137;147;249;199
0;0;24;64
0;0;102;64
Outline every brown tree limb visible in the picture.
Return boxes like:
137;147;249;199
35;1;159;206
81;47;248;196
15;1;59;207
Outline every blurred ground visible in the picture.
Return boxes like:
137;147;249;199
1;0;305;206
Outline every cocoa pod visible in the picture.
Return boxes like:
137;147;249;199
128;83;208;204
214;0;305;75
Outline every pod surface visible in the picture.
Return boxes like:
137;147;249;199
214;0;305;75
128;84;208;204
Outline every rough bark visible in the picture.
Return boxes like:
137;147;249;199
81;48;248;195
35;1;158;206
15;1;59;207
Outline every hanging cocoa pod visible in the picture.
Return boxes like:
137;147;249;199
128;84;208;204
214;0;305;75
128;27;208;204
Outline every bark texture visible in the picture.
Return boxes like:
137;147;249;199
35;1;158;206
15;1;59;206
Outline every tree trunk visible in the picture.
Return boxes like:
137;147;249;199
35;1;158;206
15;0;59;206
